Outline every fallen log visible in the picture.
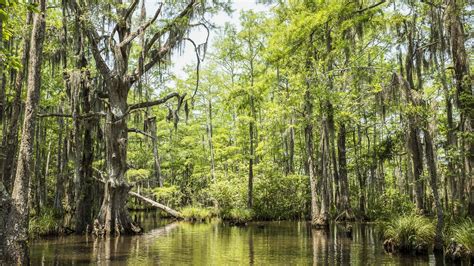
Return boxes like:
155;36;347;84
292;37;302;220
129;191;182;219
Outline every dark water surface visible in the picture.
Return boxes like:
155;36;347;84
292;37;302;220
30;212;454;265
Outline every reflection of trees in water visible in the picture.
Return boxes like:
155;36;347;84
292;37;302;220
89;222;179;265
248;226;254;265
312;229;329;265
312;224;355;265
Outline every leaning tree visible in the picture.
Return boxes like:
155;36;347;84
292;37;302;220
69;0;215;235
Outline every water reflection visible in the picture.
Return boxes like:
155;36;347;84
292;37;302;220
30;216;465;265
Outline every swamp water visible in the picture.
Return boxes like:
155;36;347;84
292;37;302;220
30;212;457;265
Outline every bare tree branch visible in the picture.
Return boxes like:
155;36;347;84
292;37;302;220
143;0;196;55
37;112;106;119
128;128;154;139
117;3;163;48
355;0;386;13
129;92;182;110
110;0;140;42
183;38;201;100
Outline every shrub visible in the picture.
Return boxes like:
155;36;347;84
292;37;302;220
253;173;309;220
368;188;415;221
180;206;212;221
207;178;247;212
153;185;183;208
382;214;435;253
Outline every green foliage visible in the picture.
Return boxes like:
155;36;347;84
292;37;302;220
152;185;183;208
367;188;415;220
253;173;309;220
127;169;151;182
180;206;213;222
382;214;435;253
207;178;248;212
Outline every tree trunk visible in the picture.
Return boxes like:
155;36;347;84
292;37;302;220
148;117;163;187
53;108;65;215
207;98;216;182
2;12;32;194
404;22;425;213
304;89;320;226
74;77;95;233
316;119;330;227
354;126;366;217
408;124;425;212
96;79;140;235
288;115;295;174
423;128;444;252
447;0;473;216
248;94;255;209
336;123;354;221
4;0;46;262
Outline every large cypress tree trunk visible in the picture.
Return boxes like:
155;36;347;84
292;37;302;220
4;0;46;262
96;79;140;235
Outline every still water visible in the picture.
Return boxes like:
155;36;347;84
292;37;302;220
30;212;451;265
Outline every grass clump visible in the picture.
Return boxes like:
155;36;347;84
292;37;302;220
446;219;474;260
29;209;61;237
180;206;212;222
382;214;435;253
222;208;254;225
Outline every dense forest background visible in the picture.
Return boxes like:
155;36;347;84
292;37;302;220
0;0;472;263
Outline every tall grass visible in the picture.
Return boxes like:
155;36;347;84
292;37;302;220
180;206;212;221
222;208;254;225
29;209;61;237
382;214;435;253
447;218;474;259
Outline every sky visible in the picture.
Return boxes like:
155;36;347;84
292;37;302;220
170;1;268;78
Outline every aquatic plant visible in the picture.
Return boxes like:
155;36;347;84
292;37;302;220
382;214;435;253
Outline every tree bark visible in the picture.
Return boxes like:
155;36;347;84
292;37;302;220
207;96;216;182
424;128;444;252
336;123;354;221
4;0;46;262
148;117;163;187
447;0;473;216
53;108;65;215
2;11;32;194
304;89;320;226
96;79;140;235
248;94;255;209
74;75;95;233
